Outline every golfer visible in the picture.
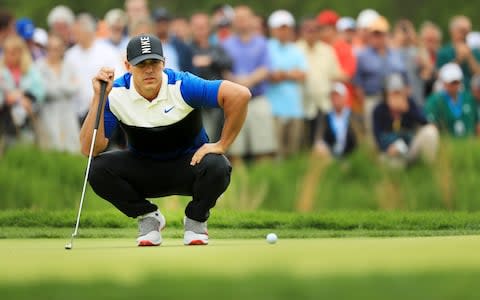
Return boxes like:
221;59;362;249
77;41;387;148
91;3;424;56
80;35;250;246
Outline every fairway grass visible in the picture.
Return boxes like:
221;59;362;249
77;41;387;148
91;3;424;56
2;236;480;300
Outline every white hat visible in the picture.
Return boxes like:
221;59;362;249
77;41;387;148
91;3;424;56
356;9;379;29
33;27;48;47
331;82;347;96
47;5;75;27
439;63;463;83
268;10;295;28
336;17;356;32
385;73;405;91
467;32;480;49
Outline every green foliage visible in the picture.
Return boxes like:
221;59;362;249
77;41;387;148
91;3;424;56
1;138;480;212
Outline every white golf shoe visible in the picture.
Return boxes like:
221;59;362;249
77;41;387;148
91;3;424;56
183;216;208;246
137;210;166;246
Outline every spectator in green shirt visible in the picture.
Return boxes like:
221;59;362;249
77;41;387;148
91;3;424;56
425;63;478;137
436;15;480;90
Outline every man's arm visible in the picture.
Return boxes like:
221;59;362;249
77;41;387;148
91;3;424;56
79;67;115;157
190;80;251;165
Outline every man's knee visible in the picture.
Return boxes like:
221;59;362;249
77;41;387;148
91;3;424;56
200;154;232;180
88;155;110;186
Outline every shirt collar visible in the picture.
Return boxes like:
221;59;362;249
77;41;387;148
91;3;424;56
130;72;168;102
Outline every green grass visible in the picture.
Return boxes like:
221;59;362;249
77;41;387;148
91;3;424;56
2;139;480;211
2;237;480;300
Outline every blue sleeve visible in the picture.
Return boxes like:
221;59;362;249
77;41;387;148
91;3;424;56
104;99;119;139
180;72;222;108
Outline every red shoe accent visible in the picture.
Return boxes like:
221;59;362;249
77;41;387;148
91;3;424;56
138;240;160;247
187;240;207;246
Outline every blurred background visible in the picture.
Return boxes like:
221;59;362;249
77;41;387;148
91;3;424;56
1;0;480;214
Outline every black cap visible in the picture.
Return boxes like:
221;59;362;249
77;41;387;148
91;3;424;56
126;34;165;66
152;8;171;22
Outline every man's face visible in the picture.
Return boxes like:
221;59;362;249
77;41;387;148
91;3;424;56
444;80;462;95
370;30;387;49
233;7;253;34
387;90;408;113
127;59;164;92
271;25;292;43
300;19;318;43
331;92;345;111
191;15;210;42
422;28;441;52
451;19;471;43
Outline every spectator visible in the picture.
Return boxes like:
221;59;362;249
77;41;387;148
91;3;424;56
317;10;356;108
471;75;480;135
35;34;80;153
190;12;232;141
297;17;344;146
0;9;15;55
47;5;75;48
373;74;438;168
129;17;154;36
16;18;45;60
0;35;45;148
171;16;192;43
222;5;276;162
419;21;442;98
314;82;358;158
32;27;48;57
336;17;356;45
253;14;268;37
125;0;150;34
266;10;307;158
65;13;124;124
103;9;129;55
353;9;379;54
152;7;193;72
353;15;407;137
425;63;478;137
392;19;433;106
210;4;234;45
436;15;480;90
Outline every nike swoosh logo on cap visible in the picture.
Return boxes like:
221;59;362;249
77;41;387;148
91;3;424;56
164;106;175;113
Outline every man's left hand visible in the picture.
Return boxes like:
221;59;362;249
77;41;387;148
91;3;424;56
191;143;226;166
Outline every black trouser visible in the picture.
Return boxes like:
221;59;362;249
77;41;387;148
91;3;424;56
88;150;232;222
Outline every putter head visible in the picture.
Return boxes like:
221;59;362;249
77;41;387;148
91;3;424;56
65;241;73;250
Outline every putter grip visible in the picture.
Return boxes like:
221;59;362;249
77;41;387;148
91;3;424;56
94;80;107;130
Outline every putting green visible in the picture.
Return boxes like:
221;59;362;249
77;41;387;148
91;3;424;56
2;235;480;283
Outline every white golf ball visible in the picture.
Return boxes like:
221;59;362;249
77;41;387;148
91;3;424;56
266;233;277;244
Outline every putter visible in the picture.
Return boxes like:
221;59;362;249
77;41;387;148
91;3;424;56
65;80;107;250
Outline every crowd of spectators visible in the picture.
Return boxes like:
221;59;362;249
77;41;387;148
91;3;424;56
1;0;480;168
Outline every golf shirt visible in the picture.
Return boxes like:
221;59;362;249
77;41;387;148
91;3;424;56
424;90;478;137
266;38;307;118
104;68;222;159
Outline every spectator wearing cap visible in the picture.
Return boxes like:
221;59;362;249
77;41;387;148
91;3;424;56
425;63;478;137
210;4;234;45
436;16;480;91
0;9;15;56
222;5;276;162
353;9;379;54
353;15;407;138
296;17;344;146
373;74;438;168
152;8;193;72
47;5;75;48
337;17;356;45
419;21;443;98
103;9;129;55
266;10;307;159
314;82;358;158
317;10;356;111
16;18;45;60
65;13;124;125
189;12;232;141
392;19;434;106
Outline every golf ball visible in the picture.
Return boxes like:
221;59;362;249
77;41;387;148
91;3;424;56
266;233;277;244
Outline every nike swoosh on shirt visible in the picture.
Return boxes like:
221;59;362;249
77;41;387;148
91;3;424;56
164;106;175;113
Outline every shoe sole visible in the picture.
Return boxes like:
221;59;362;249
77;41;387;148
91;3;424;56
185;240;208;246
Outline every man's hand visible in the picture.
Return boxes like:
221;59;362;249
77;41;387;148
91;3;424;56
455;43;471;62
92;67;115;96
387;144;399;157
190;142;226;166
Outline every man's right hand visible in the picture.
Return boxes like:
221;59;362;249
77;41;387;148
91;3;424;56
92;67;115;96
